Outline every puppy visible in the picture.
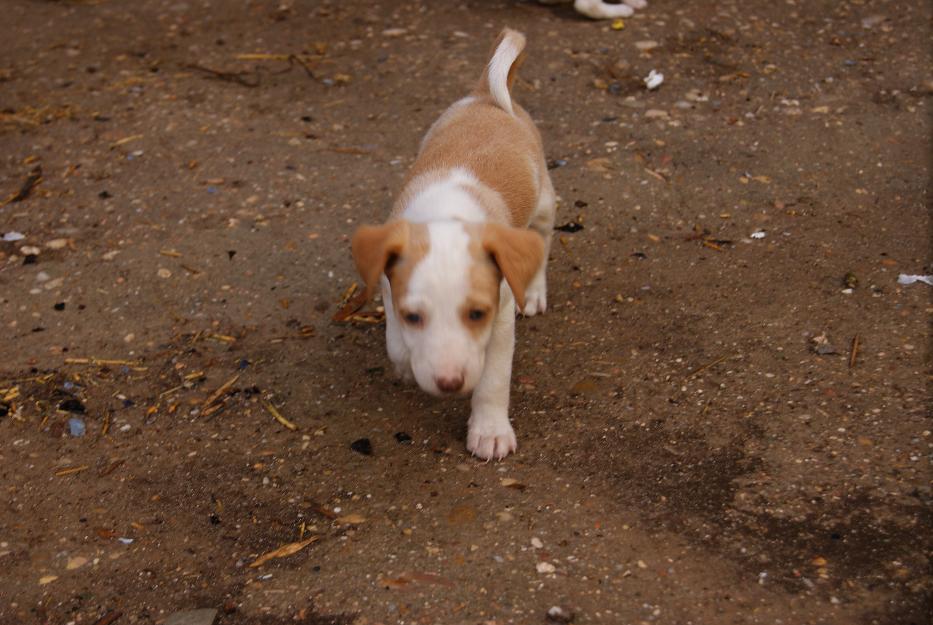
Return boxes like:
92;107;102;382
351;29;554;460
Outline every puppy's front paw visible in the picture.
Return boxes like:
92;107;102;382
467;419;517;460
520;277;547;317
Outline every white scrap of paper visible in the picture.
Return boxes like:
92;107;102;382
897;274;933;286
644;69;664;90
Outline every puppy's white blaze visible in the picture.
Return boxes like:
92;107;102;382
486;33;523;116
403;169;486;223
401;221;487;395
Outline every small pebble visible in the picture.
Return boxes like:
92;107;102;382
350;438;373;455
68;418;85;437
536;562;556;573
546;606;575;624
59;399;86;414
157;268;172;278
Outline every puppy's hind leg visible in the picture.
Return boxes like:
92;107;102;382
520;175;555;317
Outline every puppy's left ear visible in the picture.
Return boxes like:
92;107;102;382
351;221;410;299
482;224;544;310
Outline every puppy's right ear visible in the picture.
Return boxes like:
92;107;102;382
351;221;409;299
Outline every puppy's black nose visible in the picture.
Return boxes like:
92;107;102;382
435;376;464;394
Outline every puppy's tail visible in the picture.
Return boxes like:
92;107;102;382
476;28;526;116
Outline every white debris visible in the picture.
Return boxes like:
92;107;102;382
644;69;664;90
531;536;544;549
536;561;556;573
2;232;25;242
750;230;767;239
897;274;933;286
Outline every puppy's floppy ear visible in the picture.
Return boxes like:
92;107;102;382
482;223;544;310
351;221;409;299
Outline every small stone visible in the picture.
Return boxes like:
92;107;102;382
36;271;50;282
20;245;40;255
546;606;575;624
59;399;86;414
68;418;86;437
635;40;659;51
46;238;69;250
123;333;135;343
2;231;25;242
382;27;408;37
165;609;218;625
531;537;544;549
536;562;556;574
350;438;373;455
38;575;58;585
644;109;669;119
157;268;172;278
750;230;767;239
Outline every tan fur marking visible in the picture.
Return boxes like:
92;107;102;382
462;229;502;339
393;98;547;228
384;223;430;309
481;223;544;310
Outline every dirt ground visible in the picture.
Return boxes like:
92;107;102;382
1;0;930;624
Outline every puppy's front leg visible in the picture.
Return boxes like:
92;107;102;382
381;276;413;381
467;285;518;460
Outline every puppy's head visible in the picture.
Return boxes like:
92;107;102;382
351;220;543;396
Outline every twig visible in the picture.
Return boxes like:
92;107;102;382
686;354;730;379
184;63;261;87
65;357;143;367
55;465;89;477
201;374;240;411
848;334;860;369
263;400;298;430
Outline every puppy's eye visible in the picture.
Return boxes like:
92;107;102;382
403;312;423;325
468;309;486;321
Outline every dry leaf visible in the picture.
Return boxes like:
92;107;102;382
249;536;320;568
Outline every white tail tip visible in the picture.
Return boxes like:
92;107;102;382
486;30;526;116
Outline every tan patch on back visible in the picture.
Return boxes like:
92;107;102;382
461;225;502;338
398;98;546;228
385;222;430;307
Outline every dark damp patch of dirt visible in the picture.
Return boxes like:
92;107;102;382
218;608;358;625
574;419;931;600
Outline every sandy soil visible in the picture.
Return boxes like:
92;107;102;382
1;1;930;624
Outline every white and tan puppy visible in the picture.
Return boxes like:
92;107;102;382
351;29;555;460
